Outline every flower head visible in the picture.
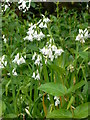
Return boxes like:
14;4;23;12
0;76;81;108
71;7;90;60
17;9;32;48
0;55;7;69
54;96;60;106
75;28;88;43
12;53;25;65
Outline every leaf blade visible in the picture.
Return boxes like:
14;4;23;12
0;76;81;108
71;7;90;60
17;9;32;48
38;82;67;97
46;109;72;118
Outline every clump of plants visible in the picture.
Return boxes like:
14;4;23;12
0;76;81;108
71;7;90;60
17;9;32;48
0;1;89;119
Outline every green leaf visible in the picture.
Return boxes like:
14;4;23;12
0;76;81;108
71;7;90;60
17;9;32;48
31;2;36;8
42;58;49;82
67;96;75;110
48;62;65;75
46;109;72;118
4;114;17;118
38;82;67;97
5;80;11;96
0;100;6;117
79;51;88;60
74;102;89;118
67;80;86;94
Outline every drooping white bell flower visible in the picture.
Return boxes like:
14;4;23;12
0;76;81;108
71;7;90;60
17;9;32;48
0;55;7;69
12;53;25;65
54;96;60;106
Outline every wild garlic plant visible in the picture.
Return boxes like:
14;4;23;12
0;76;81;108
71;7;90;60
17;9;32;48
24;15;64;81
1;2;89;119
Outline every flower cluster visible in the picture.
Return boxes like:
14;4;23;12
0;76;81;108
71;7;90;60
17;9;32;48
32;52;42;66
54;96;60;106
24;23;45;42
12;53;26;65
18;0;31;13
0;55;7;69
1;2;10;12
7;68;18;76
67;64;74;73
40;38;64;63
39;14;50;28
24;15;50;42
32;69;40;80
32;52;41;80
75;28;88;43
12;68;17;76
2;0;31;13
47;95;60;106
2;35;7;43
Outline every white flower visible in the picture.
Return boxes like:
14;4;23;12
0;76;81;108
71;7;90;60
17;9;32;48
88;61;90;65
32;52;42;66
76;34;85;43
79;29;83;34
76;34;83;41
34;55;42;66
55;49;64;58
47;94;50;100
24;23;45;41
54;96;60;106
37;31;45;41
32;69;40;80
12;68;18;76
84;29;88;39
45;58;47;64
24;35;33;42
36;69;40;80
75;28;88;43
0;55;7;69
32;72;35;78
18;57;25;65
24;55;26;59
12;53;19;63
22;1;26;9
47;49;53;59
18;0;31;12
12;53;25;65
43;17;50;23
39;22;47;28
32;52;37;60
40;38;64;62
49;38;54;43
55;99;60;106
35;73;40;80
40;47;46;54
18;0;23;3
51;55;54;61
52;45;57;51
2;35;7;43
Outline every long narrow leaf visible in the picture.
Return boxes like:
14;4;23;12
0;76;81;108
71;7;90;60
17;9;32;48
67;80;86;94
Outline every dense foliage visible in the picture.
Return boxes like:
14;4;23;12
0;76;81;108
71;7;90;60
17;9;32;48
0;1;89;119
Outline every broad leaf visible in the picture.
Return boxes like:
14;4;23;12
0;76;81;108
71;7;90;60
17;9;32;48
38;82;67;97
46;109;72;118
74;102;89;118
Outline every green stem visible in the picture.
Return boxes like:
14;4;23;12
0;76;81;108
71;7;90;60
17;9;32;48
12;80;16;113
